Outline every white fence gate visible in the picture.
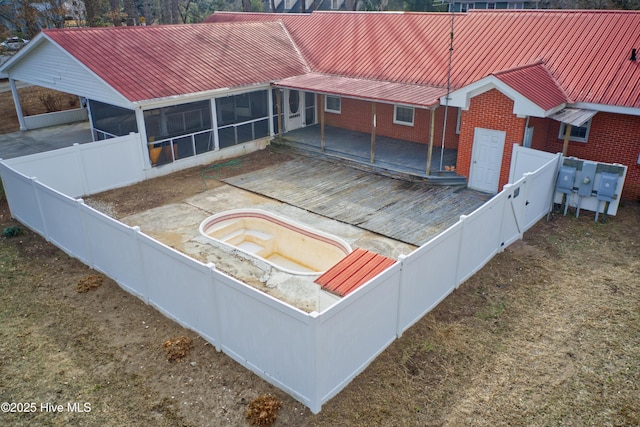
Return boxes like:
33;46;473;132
0;142;562;413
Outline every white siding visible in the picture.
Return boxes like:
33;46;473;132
5;39;130;108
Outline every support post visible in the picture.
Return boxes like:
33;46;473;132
9;79;26;131
276;89;283;142
562;123;572;156
426;107;435;175
370;102;376;163
320;94;325;152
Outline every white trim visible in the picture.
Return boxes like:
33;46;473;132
135;83;272;111
445;75;564;118
325;95;341;114
393;105;415;126
42;34;131;108
572;102;640;117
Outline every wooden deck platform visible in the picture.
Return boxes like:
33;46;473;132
223;156;490;246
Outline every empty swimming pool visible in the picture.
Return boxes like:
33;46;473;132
199;209;352;275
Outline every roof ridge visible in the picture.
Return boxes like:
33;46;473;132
277;21;312;74
492;60;546;76
493;61;572;106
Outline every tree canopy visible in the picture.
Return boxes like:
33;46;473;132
2;0;639;42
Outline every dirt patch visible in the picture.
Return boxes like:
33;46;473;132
163;336;194;362
85;148;293;220
0;150;639;426
246;394;281;427
76;274;103;293
0;86;79;134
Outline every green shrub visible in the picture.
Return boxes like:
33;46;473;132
2;226;23;238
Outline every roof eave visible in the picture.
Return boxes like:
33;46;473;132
131;81;273;110
445;76;565;118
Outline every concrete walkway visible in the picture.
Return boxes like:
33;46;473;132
0;121;92;159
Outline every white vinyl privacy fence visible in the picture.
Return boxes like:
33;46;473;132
0;141;561;413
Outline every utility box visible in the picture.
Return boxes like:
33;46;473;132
557;166;576;192
577;162;597;197
597;172;619;202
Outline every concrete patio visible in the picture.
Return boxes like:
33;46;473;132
0;121;92;159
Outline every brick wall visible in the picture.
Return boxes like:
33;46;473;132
539;112;640;200
320;97;459;148
457;89;526;191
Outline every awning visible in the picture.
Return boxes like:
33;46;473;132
275;73;447;109
549;108;597;127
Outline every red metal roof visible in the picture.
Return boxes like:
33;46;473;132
493;62;570;111
277;72;447;108
314;248;396;297
43;22;309;103
208;10;640;110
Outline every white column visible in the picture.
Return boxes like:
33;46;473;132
9;79;27;130
268;87;274;137
210;98;219;150
135;108;152;168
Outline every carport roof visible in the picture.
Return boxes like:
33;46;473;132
276;73;447;108
41;21;309;103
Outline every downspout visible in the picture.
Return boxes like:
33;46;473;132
426;107;436;175
9;79;27;131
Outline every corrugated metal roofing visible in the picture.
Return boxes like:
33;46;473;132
549;108;597;127
314;248;396;297
208;10;640;110
43;22;309;103
277;72;447;108
493;62;569;112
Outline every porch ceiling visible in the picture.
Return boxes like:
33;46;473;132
275;73;447;108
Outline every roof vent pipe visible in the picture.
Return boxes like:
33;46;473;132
631;48;637;61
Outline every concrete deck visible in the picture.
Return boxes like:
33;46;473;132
0;121;92;160
278;125;463;184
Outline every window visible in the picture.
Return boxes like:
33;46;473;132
456;107;462;134
460;2;474;12
558;120;591;143
325;96;341;113
394;105;415;126
331;0;339;9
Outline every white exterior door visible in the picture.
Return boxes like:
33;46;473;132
285;90;304;131
469;128;506;193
